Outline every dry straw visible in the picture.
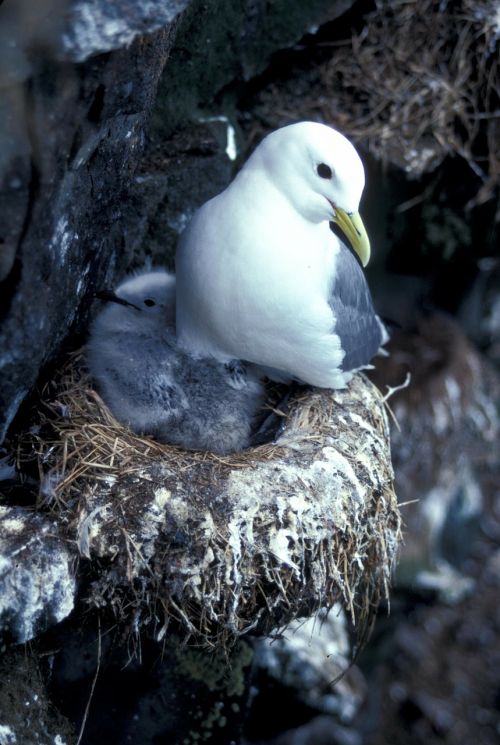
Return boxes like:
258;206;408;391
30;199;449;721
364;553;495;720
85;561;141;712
247;0;499;206
23;354;402;650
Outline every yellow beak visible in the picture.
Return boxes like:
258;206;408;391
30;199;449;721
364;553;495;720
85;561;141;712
331;207;371;267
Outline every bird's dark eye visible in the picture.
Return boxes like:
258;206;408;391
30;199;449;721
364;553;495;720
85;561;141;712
317;163;332;179
144;298;156;307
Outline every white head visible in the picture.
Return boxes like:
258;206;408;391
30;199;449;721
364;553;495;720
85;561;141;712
95;269;176;332
244;122;370;265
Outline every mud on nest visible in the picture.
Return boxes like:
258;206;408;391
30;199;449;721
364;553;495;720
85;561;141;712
21;355;402;650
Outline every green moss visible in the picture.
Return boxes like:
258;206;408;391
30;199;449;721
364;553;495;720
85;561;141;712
174;639;253;696
184;700;230;743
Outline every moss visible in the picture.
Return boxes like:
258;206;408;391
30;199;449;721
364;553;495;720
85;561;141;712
174;639;253;696
175;642;252;743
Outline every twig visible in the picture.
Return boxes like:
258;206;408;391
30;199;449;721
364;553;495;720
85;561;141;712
382;372;411;402
76;615;102;745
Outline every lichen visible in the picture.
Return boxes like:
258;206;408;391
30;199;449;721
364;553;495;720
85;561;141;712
0;507;75;643
174;640;253;696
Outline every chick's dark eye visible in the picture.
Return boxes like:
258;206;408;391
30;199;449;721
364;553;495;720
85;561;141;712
317;163;332;179
144;298;156;307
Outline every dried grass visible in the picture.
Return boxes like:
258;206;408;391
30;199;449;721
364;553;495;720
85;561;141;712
246;0;499;206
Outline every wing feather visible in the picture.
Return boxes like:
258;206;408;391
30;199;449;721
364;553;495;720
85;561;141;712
328;246;385;372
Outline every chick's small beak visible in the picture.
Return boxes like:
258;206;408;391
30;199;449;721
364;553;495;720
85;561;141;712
330;207;371;267
95;290;142;312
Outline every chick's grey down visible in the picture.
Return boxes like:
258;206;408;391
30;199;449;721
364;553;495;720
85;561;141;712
176;121;386;388
87;269;266;454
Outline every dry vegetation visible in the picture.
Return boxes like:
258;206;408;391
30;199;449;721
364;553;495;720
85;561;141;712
246;0;499;206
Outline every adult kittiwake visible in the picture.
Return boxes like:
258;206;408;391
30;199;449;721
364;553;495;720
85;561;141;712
87;269;266;454
176;121;387;388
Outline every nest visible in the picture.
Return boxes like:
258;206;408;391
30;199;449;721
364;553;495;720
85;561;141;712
244;0;499;205
23;355;401;649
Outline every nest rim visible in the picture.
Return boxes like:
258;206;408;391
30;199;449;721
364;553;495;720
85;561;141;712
18;352;402;651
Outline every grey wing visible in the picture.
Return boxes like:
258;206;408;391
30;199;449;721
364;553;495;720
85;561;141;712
328;246;385;372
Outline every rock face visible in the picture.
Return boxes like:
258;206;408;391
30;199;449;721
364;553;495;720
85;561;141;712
253;607;365;719
0;0;351;443
0;505;75;644
0;646;75;745
0;0;184;443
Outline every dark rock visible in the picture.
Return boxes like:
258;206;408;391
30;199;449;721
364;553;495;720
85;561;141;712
122;120;236;268
0;646;75;745
0;15;177;442
151;0;353;138
360;512;500;745
59;0;191;62
248;608;367;741
0;88;31;287
44;628;253;745
0;505;76;644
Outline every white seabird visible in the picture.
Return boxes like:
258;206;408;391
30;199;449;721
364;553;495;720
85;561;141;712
87;269;266;454
176;121;387;388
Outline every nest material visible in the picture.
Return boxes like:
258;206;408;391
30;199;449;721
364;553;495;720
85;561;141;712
26;356;401;649
245;0;499;204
